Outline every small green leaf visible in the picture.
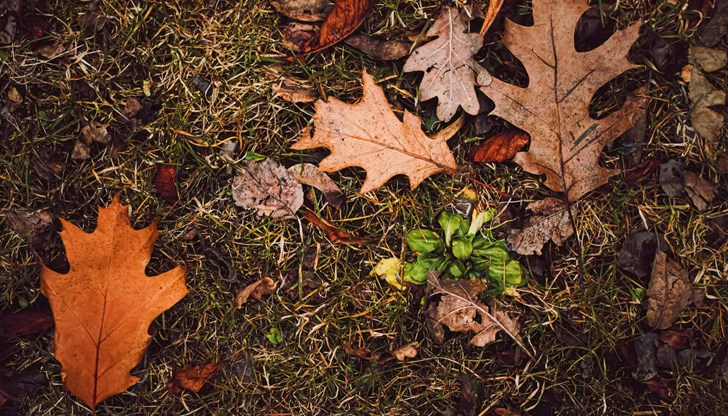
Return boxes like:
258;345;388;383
417;252;442;270
437;211;461;246
452;237;473;260
448;259;466;278
404;263;429;285
244;151;267;161
406;229;444;253
472;241;509;263
267;327;283;344
488;260;525;293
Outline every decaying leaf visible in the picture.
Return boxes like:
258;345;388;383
403;7;486;122
698;1;728;47
478;0;648;201
658;159;685;198
472;130;530;163
507;198;575;256
274;76;316;103
616;231;664;278
282;0;374;53
41;196;188;410
71;141;90;160
632;332;658;381
231;158;304;219
167;363;224;394
344;34;411;61
234;277;278;308
301;207;366;245
4;209;54;250
272;0;332;22
153;165;179;202
371;257;404;290
683;171;715;212
646;251;697;330
122;98;143;118
80;122;109;145
426;275;531;357
6;87;22;113
390;342;418;362
291;71;458;193
0;309;53;337
688;46;726;153
287;163;344;208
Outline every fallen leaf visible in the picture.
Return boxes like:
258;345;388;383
471;130;530;163
301;207;366;245
291;71;458;193
70;141;90;160
4;209;53;249
616;232;664;278
632;332;658;382
698;1;728;47
287;163;344;208
234;277;278;308
478;0;648;201
644;376;673;401
403;7;485;122
40;196;188;410
167;363;224;394
282;0;374;53
342;341;375;361
646;251;696;330
390;342;418;362
658;329;692;350
6;87;22;113
0;366;46;406
370;257;404;290
458;374;481;416
507;198;574;256
231;159;304;219
153;165;179;203
77;1;107;33
344;34;411;61
683;171;715;211
658;159;685;198
273;76;316;103
688;46;726;153
426;275;531;357
35;43;65;59
123;98;143;118
80;122;109;144
691;45;727;72
272;0;333;22
0;309;53;337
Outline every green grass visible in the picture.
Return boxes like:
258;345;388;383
1;0;727;414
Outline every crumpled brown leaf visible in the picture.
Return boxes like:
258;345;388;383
646;251;699;330
232;159;304;219
234;277;278;308
272;0;333;22
507;198;575;256
478;0;648;201
344;34;411;61
403;7;486;122
472;130;530;163
291;71;458;193
683;171;716;212
287;163;344;208
153;165;179;203
167;363;224;394
391;342;418;362
687;46;726;154
426;275;531;357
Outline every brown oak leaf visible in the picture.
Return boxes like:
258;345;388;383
291;71;458;193
478;0;648;201
40;196;188;410
232;159;304;219
404;7;486;122
507;198;575;256
167;362;224;394
646;251;698;330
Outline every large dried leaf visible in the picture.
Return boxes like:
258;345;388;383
507;198;574;256
687;46;726;153
403;7;486;122
40;196;188;410
291;71;457;193
426;275;532;358
232;158;304;219
478;0;648;201
646;251;696;330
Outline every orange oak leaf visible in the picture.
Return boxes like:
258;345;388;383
40;196;188;410
291;71;458;193
478;0;648;201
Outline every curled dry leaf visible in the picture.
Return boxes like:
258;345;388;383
646;251;698;330
426;275;532;358
167;363;224;394
391;342;418;362
344;34;411;61
478;0;648;201
40;196;188;410
232;159;304;219
301;207;366;245
6;87;22;113
71;141;91;160
688;46;726;153
287;163;344;208
153;165;179;203
507;198;575;256
291;71;457;193
234;277;278;308
404;7;485;122
683;171;716;212
272;0;332;22
471;130;530;163
80;122;109;144
282;0;374;53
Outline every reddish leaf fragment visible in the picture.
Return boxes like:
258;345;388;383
472;130;530;163
659;329;692;350
153;165;179;202
284;0;374;53
0;310;54;337
301;208;366;245
167;363;224;394
624;157;659;186
234;277;278;308
644;377;673;401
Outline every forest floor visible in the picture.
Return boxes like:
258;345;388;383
1;0;727;415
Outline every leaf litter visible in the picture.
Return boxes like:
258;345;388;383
232;158;304;219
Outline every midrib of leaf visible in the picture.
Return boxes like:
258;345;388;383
93;220;118;407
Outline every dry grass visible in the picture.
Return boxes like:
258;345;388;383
1;0;726;415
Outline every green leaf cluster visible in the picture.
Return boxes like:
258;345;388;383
403;210;527;293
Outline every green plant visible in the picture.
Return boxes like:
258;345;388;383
403;210;527;294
